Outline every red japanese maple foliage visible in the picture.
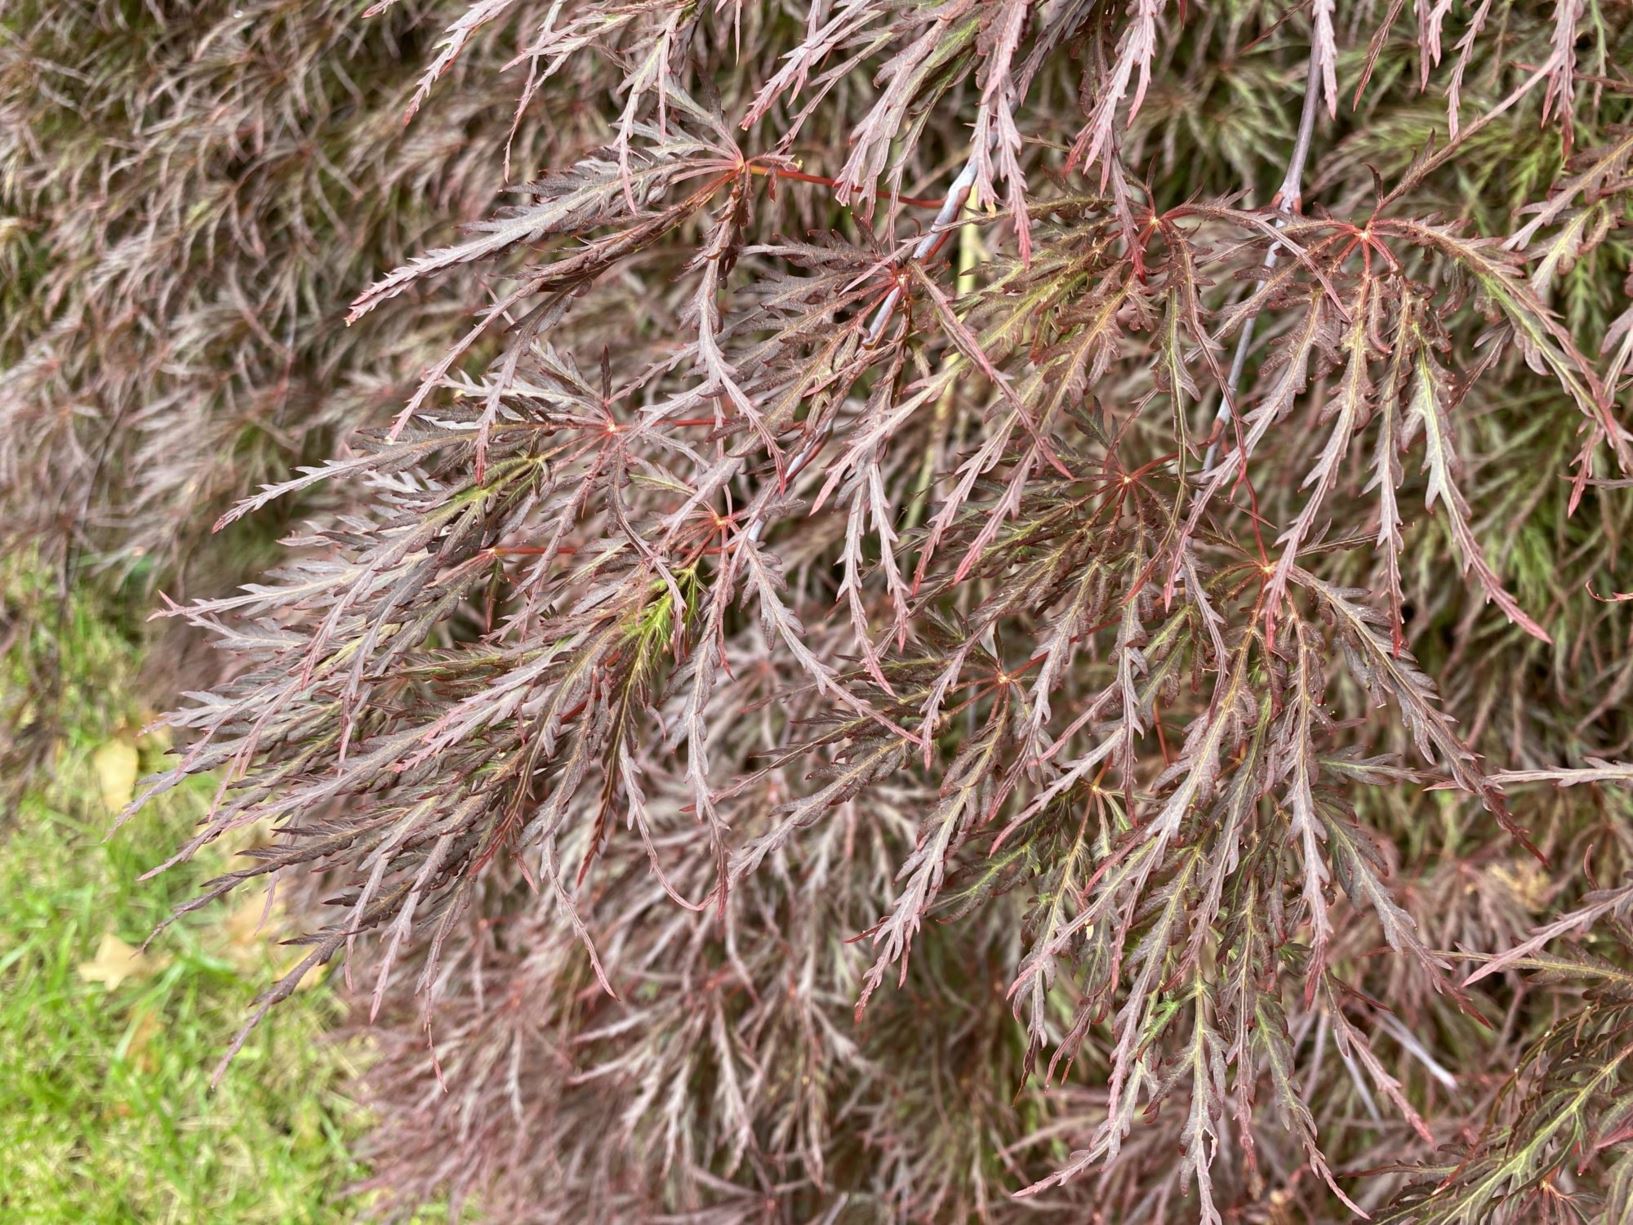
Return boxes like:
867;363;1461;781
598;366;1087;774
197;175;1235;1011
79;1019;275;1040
9;0;1633;1220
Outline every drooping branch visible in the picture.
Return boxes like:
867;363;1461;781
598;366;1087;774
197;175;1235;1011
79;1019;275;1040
1201;44;1325;472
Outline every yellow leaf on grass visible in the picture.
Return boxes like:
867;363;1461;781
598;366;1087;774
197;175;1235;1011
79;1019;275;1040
91;737;140;813
220;895;323;990
223;894;282;968
77;932;170;991
123;1007;162;1072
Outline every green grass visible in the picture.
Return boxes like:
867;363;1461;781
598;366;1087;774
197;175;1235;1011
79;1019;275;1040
0;570;370;1224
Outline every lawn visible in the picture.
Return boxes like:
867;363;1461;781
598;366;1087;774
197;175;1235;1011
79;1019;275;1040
0;572;369;1223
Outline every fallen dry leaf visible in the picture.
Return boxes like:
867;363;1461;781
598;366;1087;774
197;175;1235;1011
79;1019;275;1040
90;737;140;813
122;1007;162;1072
218;894;323;989
222;894;282;969
77;932;169;991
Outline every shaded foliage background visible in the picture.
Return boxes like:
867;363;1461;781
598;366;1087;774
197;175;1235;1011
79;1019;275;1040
6;0;1633;1221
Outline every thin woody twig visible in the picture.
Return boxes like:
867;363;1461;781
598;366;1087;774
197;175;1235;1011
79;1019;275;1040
865;155;981;344
1201;46;1325;473
746;149;989;545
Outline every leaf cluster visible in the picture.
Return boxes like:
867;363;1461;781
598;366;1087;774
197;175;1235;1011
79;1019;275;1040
11;0;1633;1220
